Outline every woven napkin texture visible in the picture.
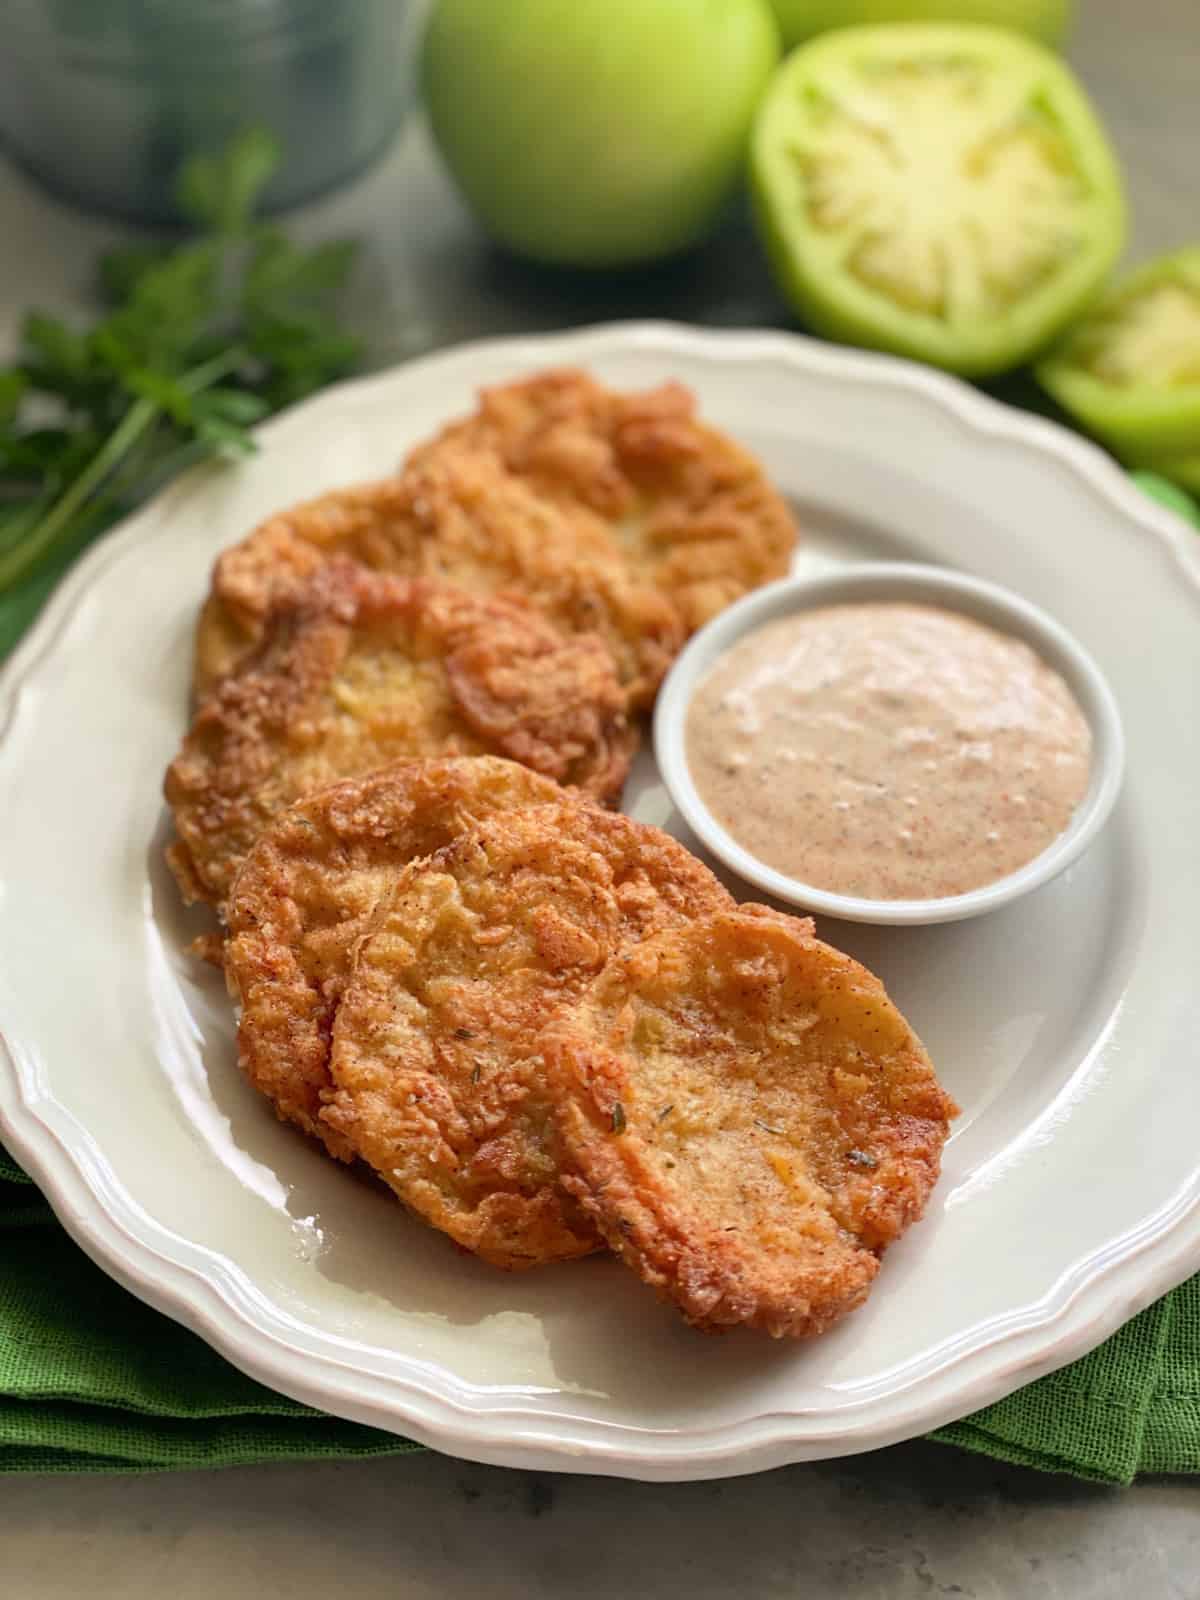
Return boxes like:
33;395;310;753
3;1142;1199;1483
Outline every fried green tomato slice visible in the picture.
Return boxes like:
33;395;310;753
405;369;799;635
224;757;565;1160
165;562;636;909
752;24;1124;376
545;910;958;1337
1036;245;1200;466
194;446;683;708
321;803;734;1270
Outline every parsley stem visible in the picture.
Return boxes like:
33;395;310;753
177;346;245;394
0;348;242;595
0;396;158;592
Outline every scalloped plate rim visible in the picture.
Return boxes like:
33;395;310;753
1;320;1197;1480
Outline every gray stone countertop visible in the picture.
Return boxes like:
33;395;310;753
1;0;1197;1593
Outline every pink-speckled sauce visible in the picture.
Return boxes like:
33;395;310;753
685;602;1092;900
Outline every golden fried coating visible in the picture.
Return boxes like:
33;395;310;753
545;910;957;1338
166;563;637;908
224;757;565;1160
321;803;734;1270
194;448;682;705
407;368;799;634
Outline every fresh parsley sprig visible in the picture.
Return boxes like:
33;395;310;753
0;129;362;601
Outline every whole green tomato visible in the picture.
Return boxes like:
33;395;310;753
767;0;1071;49
423;0;780;268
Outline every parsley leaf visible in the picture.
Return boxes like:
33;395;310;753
0;128;362;610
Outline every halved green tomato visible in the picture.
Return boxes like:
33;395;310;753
751;23;1125;376
767;2;1072;51
1036;247;1200;464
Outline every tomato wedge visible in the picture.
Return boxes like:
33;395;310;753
751;23;1125;376
1037;246;1200;467
1136;455;1200;495
1131;470;1200;528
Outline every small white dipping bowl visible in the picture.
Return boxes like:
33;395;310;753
654;563;1125;926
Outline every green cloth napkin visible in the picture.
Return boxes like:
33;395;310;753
2;536;1199;1488
2;1142;1199;1483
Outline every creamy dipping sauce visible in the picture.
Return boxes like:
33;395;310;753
685;602;1093;901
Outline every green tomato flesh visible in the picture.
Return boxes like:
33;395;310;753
751;23;1125;376
423;0;780;269
768;0;1071;50
1036;246;1200;463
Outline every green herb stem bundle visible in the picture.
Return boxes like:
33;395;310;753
0;130;362;603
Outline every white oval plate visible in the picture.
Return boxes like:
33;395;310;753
1;324;1197;1482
